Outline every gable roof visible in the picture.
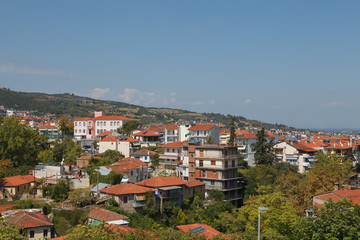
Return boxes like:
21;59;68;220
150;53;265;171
184;180;206;188
165;124;178;130
0;204;16;215
99;183;155;195
177;223;221;238
313;189;360;207
132;131;161;137
97;131;114;137
88;208;128;222
131;149;157;156
188;124;215;131
100;136;139;142
161;141;187;148
0;175;37;187
136;176;186;188
94;116;134;121
5;210;53;229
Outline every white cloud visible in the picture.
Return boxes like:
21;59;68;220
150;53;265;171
117;88;139;104
209;99;215;105
88;88;110;99
245;98;251;104
0;63;70;76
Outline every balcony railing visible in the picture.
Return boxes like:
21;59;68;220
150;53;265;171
133;201;146;208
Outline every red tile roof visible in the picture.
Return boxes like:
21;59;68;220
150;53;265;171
131;149;157;156
94;116;134;121
74;117;92;121
313;190;360;207
177;223;221;238
188;124;215;131
146;125;166;132
88;208;128;222
0;175;37;187
166;124;178;130
0;204;16;214
161;141;187;148
107;158;148;174
136;176;186;188
291;143;318;152
106;224;152;234
97;131;114;137
5;210;53;229
132;131;161;137
184;180;206;188
99;183;155;195
100;136;139;142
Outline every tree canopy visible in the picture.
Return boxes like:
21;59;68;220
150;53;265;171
251;128;274;165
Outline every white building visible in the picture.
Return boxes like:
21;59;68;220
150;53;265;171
187;124;220;144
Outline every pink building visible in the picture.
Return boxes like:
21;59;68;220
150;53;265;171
74;111;133;140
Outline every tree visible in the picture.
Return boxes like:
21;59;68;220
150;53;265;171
150;154;159;169
58;117;73;136
117;120;141;135
37;149;55;163
228;116;236;145
52;138;82;164
205;135;214;144
68;188;93;207
251;128;274;165
292;199;360;240
176;209;188;225
305;152;353;197
0;116;48;167
143;191;158;217
0;218;26;240
43;179;71;201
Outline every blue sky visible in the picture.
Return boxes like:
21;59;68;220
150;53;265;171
1;1;360;129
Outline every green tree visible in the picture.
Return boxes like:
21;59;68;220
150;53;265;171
176;209;188;225
143;191;158;217
52;138;82;164
0;218;26;240
68;188;93;207
292;199;360;240
58;117;73;136
205;135;214;144
0;116;48;167
43;179;71;201
150;154;159;169
228;116;236;145
117;120;141;135
305;152;353;197
37;149;55;163
251;128;274;166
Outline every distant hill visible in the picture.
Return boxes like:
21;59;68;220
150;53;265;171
0;88;292;129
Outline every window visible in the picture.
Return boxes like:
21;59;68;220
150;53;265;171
211;180;215;185
225;161;228;168
97;129;99;134
75;129;77;133
110;122;113;126
97;122;99;126
190;164;194;168
199;160;203;167
211;160;216;165
123;196;128;203
83;129;85;133
43;229;48;237
191;174;194;178
172;149;175;153
232;160;235;167
188;189;191;195
75;122;77;126
30;231;35;238
79;122;82;127
197;131;199;136
83;122;85;126
200;150;204;157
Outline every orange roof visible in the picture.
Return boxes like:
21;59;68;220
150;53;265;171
136;176;186;188
184;180;206;188
146;125;166;132
177;223;221;238
131;149;157;156
74;117;92;121
325;143;352;150
99;183;155;195
188;124;215;131
88;208;128;222
97;131;114;137
314;190;360;207
95;116;134;121
0;204;16;214
132;131;161;137
107;158;148;174
5;210;53;229
235;130;258;139
100;136;139;142
166;124;178;130
161;141;187;148
0;175;37;187
51;236;68;240
106;224;152;234
291;143;318;152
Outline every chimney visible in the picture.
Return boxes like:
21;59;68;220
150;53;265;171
334;182;340;191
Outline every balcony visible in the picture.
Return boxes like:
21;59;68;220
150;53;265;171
196;165;238;170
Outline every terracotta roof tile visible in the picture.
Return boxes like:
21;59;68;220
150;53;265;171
185;180;206;188
161;141;188;148
99;183;155;195
131;149;157;156
177;223;221;238
136;176;186;188
5;210;53;229
0;204;16;214
94;116;134;121
188;124;215;131
165;124;178;130
0;175;37;187
97;131;114;137
132;131;161;137
88;208;128;222
100;136;139;142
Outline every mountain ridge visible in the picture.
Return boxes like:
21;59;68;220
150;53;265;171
0;88;293;129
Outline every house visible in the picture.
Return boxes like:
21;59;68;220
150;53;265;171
88;207;129;226
176;223;222;239
0;175;37;200
159;141;187;168
132;131;162;147
99;184;155;213
90;183;111;197
3;210;54;239
194;144;243;207
184;180;206;199
136;176;186;205
74;111;134;140
188;124;220;144
164;124;179;143
32;163;65;179
312;189;360;208
98;135;140;157
130;149;157;163
106;158;148;183
76;155;95;168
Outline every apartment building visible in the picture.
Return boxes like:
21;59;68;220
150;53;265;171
188;124;220;144
194;144;243;207
74;111;133;140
